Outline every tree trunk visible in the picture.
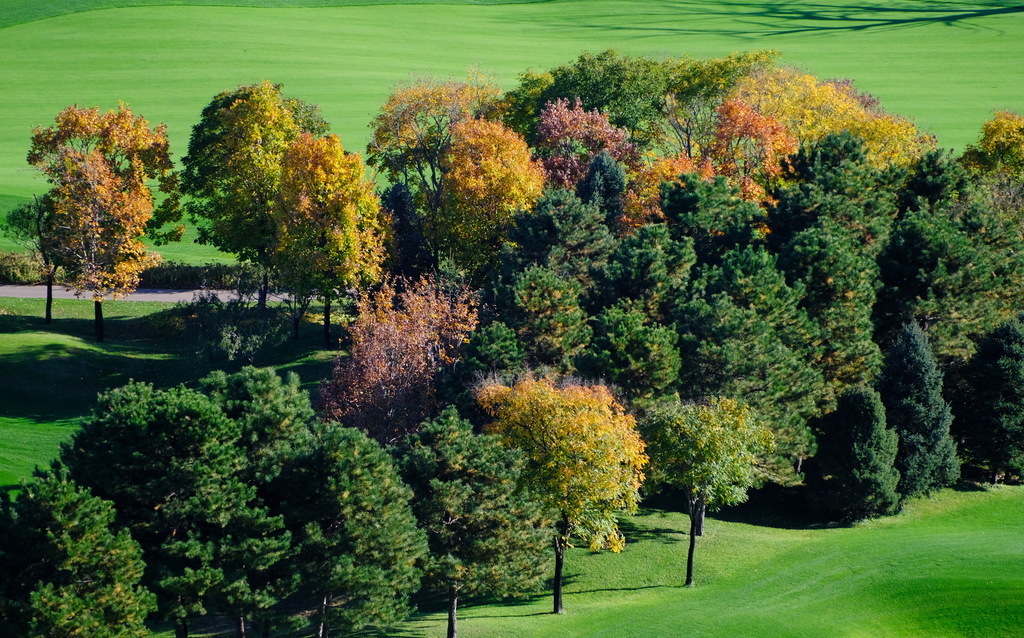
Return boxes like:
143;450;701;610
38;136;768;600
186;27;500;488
293;314;301;340
447;585;459;638
317;592;330;638
258;271;269;311
175;618;189;638
688;497;706;537
44;268;53;324
323;296;333;349
553;515;569;614
686;511;698;587
235;615;246;638
94;299;104;342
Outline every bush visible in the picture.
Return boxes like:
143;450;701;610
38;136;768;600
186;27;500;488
0;250;43;284
137;261;255;290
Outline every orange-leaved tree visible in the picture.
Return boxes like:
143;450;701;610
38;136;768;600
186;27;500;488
434;118;546;279
320;276;478;445
27;103;178;341
477;377;647;614
276;132;388;346
707;98;798;202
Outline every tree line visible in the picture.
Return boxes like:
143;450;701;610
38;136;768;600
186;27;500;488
3;48;1024;636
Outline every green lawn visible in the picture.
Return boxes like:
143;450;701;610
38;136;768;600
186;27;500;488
1;0;1022;208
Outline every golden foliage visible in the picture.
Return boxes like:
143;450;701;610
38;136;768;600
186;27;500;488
27;104;174;300
478;377;646;551
961;110;1024;175
732;67;930;168
435;118;546;277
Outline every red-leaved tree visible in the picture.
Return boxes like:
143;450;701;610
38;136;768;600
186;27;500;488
320;276;478;444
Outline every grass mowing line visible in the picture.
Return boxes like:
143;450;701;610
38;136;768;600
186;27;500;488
1;0;1021;212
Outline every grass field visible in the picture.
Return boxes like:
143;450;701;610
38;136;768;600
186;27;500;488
1;0;1022;222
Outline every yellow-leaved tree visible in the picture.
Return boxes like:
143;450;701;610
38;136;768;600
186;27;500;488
435;118;546;279
732;67;930;169
27;103;178;342
276;132;388;347
477;377;647;614
961;110;1024;176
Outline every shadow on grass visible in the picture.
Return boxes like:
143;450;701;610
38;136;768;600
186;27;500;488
541;0;1024;40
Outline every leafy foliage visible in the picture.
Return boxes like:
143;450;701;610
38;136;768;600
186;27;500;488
535;98;639;189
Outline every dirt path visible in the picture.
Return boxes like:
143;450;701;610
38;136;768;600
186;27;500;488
0;285;217;302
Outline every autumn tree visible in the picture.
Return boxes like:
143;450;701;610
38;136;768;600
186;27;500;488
535;98;640;189
27;103;178;341
367;76;500;217
0;466;155;638
320;276;478;444
660;50;780;157
537;50;674;147
395;408;550;638
182;81;327;307
478;377;646;614
961;110;1024;177
275;132;387;346
641;397;772;586
733;67;928;168
706;98;797;201
433;118;545;279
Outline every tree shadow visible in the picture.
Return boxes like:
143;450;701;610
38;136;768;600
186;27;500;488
713;483;838;530
532;0;1024;40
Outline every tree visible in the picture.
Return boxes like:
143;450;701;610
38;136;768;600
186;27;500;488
182;81;327;307
276;423;425;638
433;118;545;279
275;132;387;346
960;110;1024;177
810;386;900;521
576;150;627;225
641;397;772;586
395;408;550;638
320;276;478;444
733;66;929;168
877;322;960;500
705;98;797;201
27;103;178;341
2;195;57;322
60;372;302;638
537;50;673;147
660;50;780;158
0;466;155;638
673;246;826;477
535;98;639;189
956;315;1024;482
478;377;647;614
367;76;500;218
507;265;592;373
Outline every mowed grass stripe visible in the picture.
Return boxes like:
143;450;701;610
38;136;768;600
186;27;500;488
1;0;1022;203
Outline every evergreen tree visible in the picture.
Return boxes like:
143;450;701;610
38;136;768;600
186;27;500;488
395;408;550;638
674;246;827;477
385;181;436;277
276;423;426;638
956;315;1024;481
0;467;156;638
811;387;900;521
508;265;591;373
877;322;960;499
577;150;627;226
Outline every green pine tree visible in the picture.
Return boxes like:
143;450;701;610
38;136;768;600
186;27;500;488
395;408;550;638
0;466;156;638
811;386;900;521
877;322;960;500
